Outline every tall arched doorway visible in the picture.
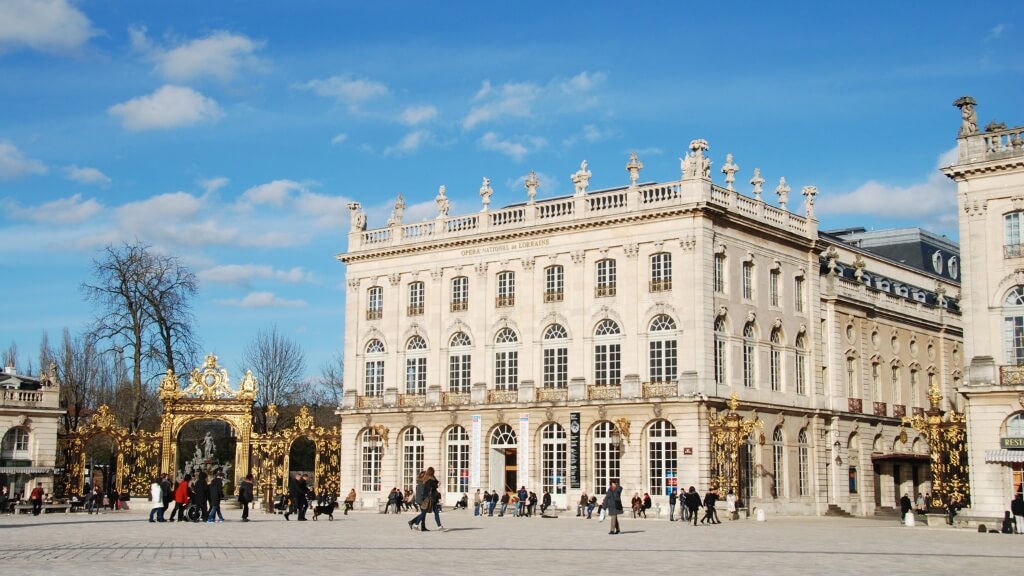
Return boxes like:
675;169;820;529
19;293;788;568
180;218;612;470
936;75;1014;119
489;424;517;492
84;433;118;497
177;419;238;493
288;437;316;489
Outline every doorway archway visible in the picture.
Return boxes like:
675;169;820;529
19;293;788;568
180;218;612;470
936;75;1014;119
489;424;517;492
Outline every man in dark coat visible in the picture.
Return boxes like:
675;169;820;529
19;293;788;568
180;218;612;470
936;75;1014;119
900;493;913;524
238;474;254;522
285;473;300;520
207;471;224;522
685;486;702;526
669;489;678;521
193;472;210;521
602;479;624;535
297;474;310;520
160;473;173;515
541;489;552;516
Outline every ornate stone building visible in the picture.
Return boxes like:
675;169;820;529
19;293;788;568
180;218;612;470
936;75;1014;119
0;364;62;499
337;141;962;516
944;97;1024;521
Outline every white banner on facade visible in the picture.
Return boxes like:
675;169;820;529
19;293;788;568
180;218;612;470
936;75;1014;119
471;414;481;488
519;413;530;488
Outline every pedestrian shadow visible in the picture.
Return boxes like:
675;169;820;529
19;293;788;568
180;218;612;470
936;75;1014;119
442;527;482;532
0;518;141;529
616;530;645;534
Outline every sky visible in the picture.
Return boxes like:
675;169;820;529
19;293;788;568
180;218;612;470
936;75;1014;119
0;0;1021;380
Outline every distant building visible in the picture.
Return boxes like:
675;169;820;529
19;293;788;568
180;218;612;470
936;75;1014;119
944;97;1024;521
0;364;62;499
337;143;962;516
828;227;960;283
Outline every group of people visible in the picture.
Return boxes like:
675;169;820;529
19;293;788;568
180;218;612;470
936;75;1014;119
151;470;254;523
668;487;726;525
469;486;549;517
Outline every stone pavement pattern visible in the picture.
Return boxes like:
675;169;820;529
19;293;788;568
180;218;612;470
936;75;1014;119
1;507;1021;575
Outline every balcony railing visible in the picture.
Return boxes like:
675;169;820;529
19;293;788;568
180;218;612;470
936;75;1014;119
544;290;564;303
873;401;888;417
495;296;515;308
536;388;568;402
407;304;424;316
450;300;468;312
588;385;621;400
356;395;384;409
0;390;45;406
649;279;672;293
595;285;616;298
848;398;863;413
442;392;470;406
1005;244;1024;259
398;394;426;407
643;381;677;398
366;309;382;320
912;407;925;417
488;390;518;404
1001;365;1024;385
893;404;906;418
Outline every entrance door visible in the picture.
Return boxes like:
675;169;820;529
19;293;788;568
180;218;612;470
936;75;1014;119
503;448;518;492
873;462;882;507
489;424;517;493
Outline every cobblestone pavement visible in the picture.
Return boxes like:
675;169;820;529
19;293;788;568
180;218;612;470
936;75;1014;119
1;507;1021;575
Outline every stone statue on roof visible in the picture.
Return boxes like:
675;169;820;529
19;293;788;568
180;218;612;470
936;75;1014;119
954;96;978;137
479;178;492;212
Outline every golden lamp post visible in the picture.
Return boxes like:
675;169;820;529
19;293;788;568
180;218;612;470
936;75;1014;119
901;382;969;510
708;393;763;496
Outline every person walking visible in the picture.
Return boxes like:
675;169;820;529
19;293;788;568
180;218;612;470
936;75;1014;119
900;492;913;525
725;490;737;521
685;486;702;526
29;483;44;516
409;468;438;531
149;478;165;522
668;489;677;521
541;489;551;516
88;486;103;515
344;488;357;515
701;488;719;524
160;473;172;517
297;474;311;520
1012;494;1024;534
284;473;300;521
193;472;210;521
169;474;190;522
602;479;624;535
208;471;225;523
238;474;254;522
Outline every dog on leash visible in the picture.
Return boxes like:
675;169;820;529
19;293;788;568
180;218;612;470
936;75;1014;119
312;496;339;521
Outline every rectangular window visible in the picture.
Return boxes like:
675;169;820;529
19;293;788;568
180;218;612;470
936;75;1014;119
361;444;381;492
497;271;515;307
1005;316;1024;365
847;358;857;398
848;467;858;494
367;286;383;320
743;341;755;388
648;438;678;496
543;347;568;388
713;254;725;293
892;366;901;404
495;351;519;390
594;343;621;385
872;363;882;401
742;262;754;300
649;340;678;383
405;357;426;395
650;253;672;292
446;439;470;493
451;276;469;312
545;265;564;302
1006;213;1022;254
714;337;726;386
795;353;807;395
770;347;781;391
448;354;471;393
596;259;617;297
402;443;424;493
798;445;809;497
794;277;805;312
407;282;424;316
770;270;780;307
364;360;384;396
910;370;919;407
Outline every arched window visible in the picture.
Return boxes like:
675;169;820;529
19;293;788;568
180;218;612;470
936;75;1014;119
543;324;569;389
772;427;785;498
545;265;565;302
1007;413;1024;437
494;328;519;391
490;423;517;446
769;327;782;392
367;286;383;320
540;423;567;494
1005;286;1024;365
797;429;809;497
714;317;727;386
360;429;383;492
650;252;672;292
405;336;427;395
446;426;470;493
364;339;385;397
401;427;424;493
593;421;621;495
407;281;425;316
448;332;472;393
594;320;622;386
1;427;30;460
647;420;678;496
596;259;617;297
743;322;756;388
649;315;678;384
794;334;807;395
451;276;469;312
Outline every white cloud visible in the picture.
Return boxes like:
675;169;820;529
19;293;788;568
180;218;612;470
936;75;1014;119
200;176;229;195
0;0;96;55
241;179;306;207
560;71;607;94
817;147;958;230
0;141;46;179
384;130;434;156
296;75;389;112
464;81;539;129
108;85;224;131
479;132;546;161
293;191;352;229
463;71;606;129
629;147;664;157
8;193;102;225
398;105;438;126
563;124;617;147
65;165;110;185
132;28;266;83
217;291;306;308
987;23;1008;41
330;133;348;145
198;264;313;285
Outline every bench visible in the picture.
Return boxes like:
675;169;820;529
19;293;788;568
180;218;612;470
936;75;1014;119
14;503;71;514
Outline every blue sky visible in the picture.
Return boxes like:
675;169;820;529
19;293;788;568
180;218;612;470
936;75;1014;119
0;0;1021;379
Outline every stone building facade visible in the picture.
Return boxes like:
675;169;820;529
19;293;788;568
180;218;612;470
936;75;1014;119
337;142;962;516
944;97;1024;521
0;364;62;499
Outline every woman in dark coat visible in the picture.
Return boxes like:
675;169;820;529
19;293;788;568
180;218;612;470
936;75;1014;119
602;479;624;535
685;486;702;526
193;471;210;521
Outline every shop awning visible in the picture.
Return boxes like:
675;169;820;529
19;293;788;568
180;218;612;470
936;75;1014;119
985;449;1024;463
0;467;53;474
872;452;930;462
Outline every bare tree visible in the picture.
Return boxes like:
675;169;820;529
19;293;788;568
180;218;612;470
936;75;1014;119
50;329;102;433
2;341;18;371
82;241;200;430
317;352;345;407
241;325;307;433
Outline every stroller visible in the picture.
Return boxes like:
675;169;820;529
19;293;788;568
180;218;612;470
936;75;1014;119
184;503;203;522
274;494;290;514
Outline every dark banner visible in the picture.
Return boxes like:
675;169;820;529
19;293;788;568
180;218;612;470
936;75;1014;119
569;412;581;489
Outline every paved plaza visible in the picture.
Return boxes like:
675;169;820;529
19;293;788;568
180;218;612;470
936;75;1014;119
0;507;1021;575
